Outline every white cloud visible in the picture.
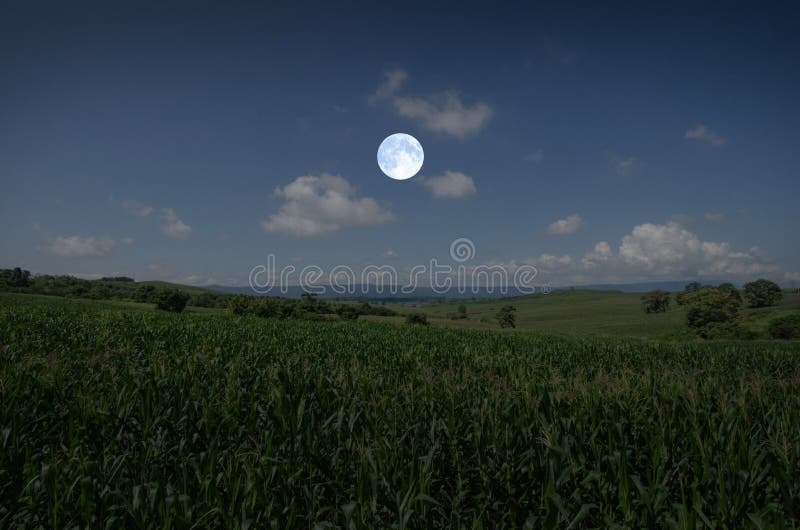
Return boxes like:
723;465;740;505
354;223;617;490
45;235;115;257
122;237;135;245
393;91;492;138
261;174;393;238
369;68;408;105
685;124;727;146
547;214;583;235
382;249;399;259
160;208;192;239
525;149;544;162
122;200;154;217
423;171;477;198
704;212;724;223
785;272;800;282
615;157;636;176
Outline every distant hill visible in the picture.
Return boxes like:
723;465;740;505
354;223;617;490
205;280;736;299
138;281;227;296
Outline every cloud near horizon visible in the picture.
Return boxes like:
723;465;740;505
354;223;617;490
262;174;393;238
44;235;116;257
485;221;779;286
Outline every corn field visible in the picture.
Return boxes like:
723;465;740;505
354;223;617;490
1;298;799;528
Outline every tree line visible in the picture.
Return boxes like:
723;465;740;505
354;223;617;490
0;268;397;321
0;268;231;308
641;279;799;339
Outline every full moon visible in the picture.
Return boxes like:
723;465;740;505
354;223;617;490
377;133;424;180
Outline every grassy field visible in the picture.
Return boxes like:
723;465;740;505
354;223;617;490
1;293;799;528
385;290;800;339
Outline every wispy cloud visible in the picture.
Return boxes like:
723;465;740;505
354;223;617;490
261;174;393;238
122;200;154;217
547;214;583;235
423;171;477;198
524;149;544;162
615;157;636;176
44;235;115;257
160;208;192;239
393;92;492;138
370;69;493;138
670;214;694;227
685;124;727;146
368;68;408;105
704;212;724;223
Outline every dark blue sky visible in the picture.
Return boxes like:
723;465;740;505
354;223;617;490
2;1;798;286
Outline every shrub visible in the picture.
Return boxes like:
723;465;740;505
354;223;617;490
768;314;800;339
336;305;360;321
155;289;191;313
227;295;251;315
405;312;429;326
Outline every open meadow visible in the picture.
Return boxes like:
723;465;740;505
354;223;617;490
1;293;799;528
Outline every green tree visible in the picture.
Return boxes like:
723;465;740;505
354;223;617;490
155;289;190;313
496;305;517;328
641;290;670;313
684;287;742;338
457;304;468;319
9;267;31;288
743;279;782;308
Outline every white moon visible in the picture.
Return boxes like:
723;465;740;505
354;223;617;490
377;133;424;180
